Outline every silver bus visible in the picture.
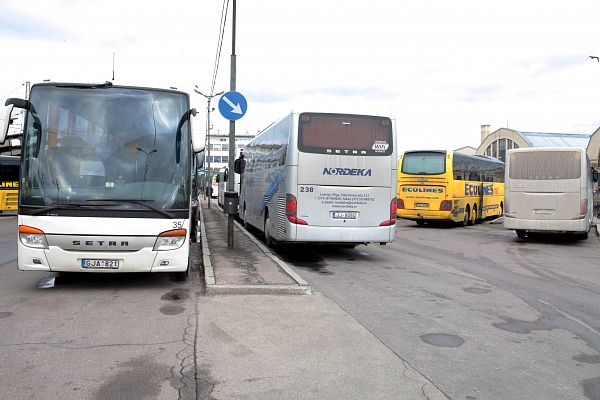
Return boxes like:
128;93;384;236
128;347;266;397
504;147;597;239
239;111;397;247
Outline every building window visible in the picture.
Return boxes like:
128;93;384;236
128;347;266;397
499;139;506;162
222;156;229;163
507;139;513;150
214;156;221;163
213;144;221;151
222;144;229;151
492;141;497;159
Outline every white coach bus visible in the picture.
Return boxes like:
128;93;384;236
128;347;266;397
239;111;397;247
0;81;205;280
504;147;597;239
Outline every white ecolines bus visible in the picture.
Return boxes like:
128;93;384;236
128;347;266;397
0;81;205;280
239;111;397;247
504;147;597;239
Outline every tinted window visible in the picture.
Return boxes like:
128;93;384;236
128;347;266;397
509;151;581;180
298;113;393;156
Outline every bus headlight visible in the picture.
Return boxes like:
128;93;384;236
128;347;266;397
153;229;187;251
19;225;49;249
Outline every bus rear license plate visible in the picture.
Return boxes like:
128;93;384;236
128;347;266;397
415;203;428;208
81;259;120;269
332;212;358;219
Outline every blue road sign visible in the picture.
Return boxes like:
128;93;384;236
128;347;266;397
218;91;248;121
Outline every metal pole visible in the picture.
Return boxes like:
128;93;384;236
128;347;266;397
194;88;224;209
227;0;237;249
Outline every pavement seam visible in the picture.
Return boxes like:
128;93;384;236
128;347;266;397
199;203;311;294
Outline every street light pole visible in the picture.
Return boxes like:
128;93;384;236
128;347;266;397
194;87;223;209
227;0;237;249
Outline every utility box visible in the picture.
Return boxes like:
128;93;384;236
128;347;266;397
223;191;239;215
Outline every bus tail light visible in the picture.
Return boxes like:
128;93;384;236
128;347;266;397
19;225;48;249
575;199;588;220
397;197;405;209
380;198;397;226
439;200;452;211
286;194;308;225
504;199;515;218
153;229;187;251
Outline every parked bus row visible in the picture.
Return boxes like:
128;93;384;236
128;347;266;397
395;147;597;240
2;81;596;282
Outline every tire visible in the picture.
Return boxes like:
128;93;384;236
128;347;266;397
416;220;425;226
459;206;469;227
467;206;476;226
264;214;276;248
174;260;190;282
516;230;526;239
243;206;250;230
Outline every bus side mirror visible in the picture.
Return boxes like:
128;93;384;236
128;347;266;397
234;157;245;174
215;175;220;183
593;169;598;183
190;110;206;153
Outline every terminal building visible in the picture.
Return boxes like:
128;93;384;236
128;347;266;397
476;124;597;166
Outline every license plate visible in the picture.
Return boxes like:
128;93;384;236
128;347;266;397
81;259;120;269
332;211;358;219
415;203;428;208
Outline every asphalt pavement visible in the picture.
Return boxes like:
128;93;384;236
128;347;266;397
195;197;449;399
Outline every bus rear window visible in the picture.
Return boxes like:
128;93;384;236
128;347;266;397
298;113;393;156
509;151;581;180
402;152;446;175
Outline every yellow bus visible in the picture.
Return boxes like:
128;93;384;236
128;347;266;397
397;150;504;226
0;155;19;213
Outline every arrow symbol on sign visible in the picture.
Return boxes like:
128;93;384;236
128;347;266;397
222;96;243;114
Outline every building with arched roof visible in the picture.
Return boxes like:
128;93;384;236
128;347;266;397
475;125;597;168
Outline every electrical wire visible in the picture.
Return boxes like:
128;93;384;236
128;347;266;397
209;0;229;96
0;83;25;104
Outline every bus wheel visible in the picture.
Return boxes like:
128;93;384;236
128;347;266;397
467;206;476;226
459;206;469;227
516;230;526;239
174;260;190;281
416;220;425;226
264;215;277;248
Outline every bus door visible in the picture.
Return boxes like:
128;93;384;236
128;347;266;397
481;182;496;218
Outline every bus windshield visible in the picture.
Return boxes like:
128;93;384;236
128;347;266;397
401;152;446;175
19;85;191;214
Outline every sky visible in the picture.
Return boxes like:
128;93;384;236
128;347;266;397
1;0;600;153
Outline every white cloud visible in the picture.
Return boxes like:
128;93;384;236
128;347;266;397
2;0;600;153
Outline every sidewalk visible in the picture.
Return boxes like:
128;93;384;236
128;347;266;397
195;198;448;399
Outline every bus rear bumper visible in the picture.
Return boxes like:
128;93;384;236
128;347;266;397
503;218;589;234
292;225;396;244
397;210;457;222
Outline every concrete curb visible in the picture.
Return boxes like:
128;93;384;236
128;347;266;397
199;205;311;295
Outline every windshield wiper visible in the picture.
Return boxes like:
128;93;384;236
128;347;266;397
29;202;106;215
90;199;175;218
